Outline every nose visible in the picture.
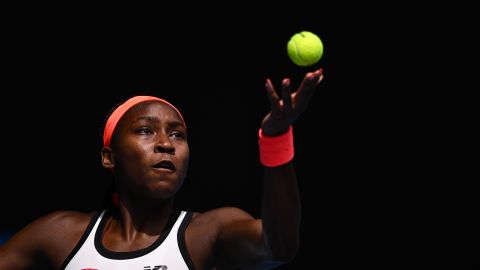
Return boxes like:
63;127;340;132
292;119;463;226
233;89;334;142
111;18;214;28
154;133;175;154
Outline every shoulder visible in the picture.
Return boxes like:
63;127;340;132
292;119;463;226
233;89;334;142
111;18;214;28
185;208;267;269
16;210;99;254
184;207;259;264
10;210;97;239
28;210;97;237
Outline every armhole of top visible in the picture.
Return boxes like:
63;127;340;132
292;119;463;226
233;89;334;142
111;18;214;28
177;212;196;270
59;210;103;270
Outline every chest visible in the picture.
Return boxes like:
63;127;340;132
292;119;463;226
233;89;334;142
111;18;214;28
62;211;195;270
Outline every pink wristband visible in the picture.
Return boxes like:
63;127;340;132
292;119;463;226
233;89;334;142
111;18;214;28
258;126;294;167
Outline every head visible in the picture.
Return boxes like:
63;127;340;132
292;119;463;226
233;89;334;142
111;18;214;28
101;96;189;205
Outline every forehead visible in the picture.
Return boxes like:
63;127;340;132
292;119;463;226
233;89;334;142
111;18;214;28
120;100;184;124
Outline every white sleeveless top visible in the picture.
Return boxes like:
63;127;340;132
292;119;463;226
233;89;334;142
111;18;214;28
61;209;195;270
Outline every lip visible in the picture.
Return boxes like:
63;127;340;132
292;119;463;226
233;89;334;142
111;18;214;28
152;167;176;173
152;159;176;172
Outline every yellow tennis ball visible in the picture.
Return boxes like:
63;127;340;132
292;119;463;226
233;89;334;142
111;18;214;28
287;31;324;66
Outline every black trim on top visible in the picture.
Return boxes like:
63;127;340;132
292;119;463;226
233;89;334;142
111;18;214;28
94;208;181;260
178;212;196;270
60;210;103;270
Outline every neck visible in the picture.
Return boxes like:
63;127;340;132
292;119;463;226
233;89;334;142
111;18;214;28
110;196;175;241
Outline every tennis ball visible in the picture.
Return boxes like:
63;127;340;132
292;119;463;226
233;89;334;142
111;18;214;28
287;31;324;66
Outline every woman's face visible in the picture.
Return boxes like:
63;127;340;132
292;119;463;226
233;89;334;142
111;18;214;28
110;100;189;200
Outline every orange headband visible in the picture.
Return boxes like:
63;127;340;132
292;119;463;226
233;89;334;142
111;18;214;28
103;96;185;147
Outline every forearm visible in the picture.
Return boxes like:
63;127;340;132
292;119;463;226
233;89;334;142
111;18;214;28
261;161;301;261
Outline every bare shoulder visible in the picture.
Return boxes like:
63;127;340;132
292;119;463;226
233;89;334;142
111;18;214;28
34;210;98;255
185;208;265;269
26;210;96;238
185;207;259;266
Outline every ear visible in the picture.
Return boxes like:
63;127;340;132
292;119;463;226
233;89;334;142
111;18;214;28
101;146;115;169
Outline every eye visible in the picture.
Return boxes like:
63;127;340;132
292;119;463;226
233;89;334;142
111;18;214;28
171;131;185;139
136;127;153;134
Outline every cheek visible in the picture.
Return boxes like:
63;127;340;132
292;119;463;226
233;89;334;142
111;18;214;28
119;141;152;164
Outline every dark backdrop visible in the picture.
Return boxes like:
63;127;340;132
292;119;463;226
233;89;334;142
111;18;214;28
1;3;389;269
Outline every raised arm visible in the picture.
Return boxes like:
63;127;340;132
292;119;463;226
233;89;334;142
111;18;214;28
214;68;324;269
260;68;324;260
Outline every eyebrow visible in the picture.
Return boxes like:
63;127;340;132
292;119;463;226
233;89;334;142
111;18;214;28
133;116;185;129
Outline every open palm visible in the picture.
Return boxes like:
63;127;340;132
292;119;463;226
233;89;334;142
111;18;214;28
261;68;324;136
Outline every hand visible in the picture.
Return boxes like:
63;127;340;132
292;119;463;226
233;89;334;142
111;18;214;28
261;68;324;136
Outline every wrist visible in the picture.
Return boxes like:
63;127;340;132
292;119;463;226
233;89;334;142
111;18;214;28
260;126;291;137
258;125;294;167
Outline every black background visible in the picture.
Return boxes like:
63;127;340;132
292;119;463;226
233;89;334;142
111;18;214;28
1;3;390;269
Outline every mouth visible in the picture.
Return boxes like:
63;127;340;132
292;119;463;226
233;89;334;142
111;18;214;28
153;160;176;172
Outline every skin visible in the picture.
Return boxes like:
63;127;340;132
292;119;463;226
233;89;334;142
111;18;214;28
0;68;324;270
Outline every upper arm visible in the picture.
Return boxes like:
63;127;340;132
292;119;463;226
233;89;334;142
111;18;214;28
0;215;53;269
0;210;91;270
0;236;36;269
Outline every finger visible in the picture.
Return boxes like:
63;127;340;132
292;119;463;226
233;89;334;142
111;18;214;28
296;68;323;101
296;71;316;94
316;74;324;86
315;68;324;85
265;78;282;115
282;78;292;113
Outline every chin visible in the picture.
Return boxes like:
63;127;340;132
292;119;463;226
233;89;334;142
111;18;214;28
147;184;179;199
